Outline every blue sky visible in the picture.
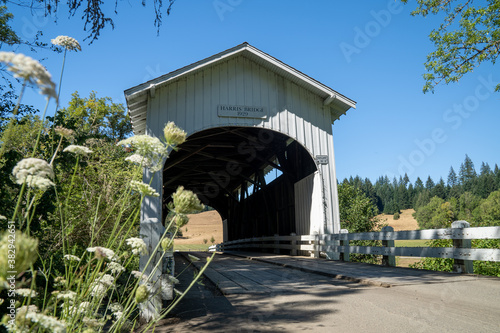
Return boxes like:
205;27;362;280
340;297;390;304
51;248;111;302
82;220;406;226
5;0;499;184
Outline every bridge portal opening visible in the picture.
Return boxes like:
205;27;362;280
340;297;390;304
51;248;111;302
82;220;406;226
162;126;317;241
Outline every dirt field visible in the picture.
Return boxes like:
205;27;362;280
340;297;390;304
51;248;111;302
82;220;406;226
176;210;223;245
377;208;419;231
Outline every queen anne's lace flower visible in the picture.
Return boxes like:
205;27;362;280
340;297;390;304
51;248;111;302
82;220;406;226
117;135;167;172
171;186;204;214
63;254;81;262
163;121;187;146
63;145;93;156
125;237;148;255
55;126;75;140
56;290;76;301
0;231;38;281
86;246;117;261
12;158;55;191
51;35;82;51
106;262;125;275
131;270;148;281
15;288;38;297
0;52;57;100
109;302;123;313
130;180;159;197
125;153;152;168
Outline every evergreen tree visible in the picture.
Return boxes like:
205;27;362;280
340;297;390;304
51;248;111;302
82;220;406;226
432;178;447;199
447;166;458;187
459;154;477;192
425;176;435;190
415;177;424;191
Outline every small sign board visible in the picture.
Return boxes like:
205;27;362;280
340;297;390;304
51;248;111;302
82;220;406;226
315;155;329;165
217;105;267;119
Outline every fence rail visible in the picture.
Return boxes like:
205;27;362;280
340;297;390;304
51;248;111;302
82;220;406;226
208;221;500;274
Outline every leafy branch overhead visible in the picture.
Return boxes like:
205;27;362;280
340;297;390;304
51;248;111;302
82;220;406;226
402;0;500;93
8;0;177;43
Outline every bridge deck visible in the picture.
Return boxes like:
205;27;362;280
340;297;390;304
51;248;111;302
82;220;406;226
185;251;488;292
156;252;500;333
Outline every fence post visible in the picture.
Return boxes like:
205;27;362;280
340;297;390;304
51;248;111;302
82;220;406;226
340;229;350;262
451;221;473;274
290;233;297;256
312;233;320;258
381;226;396;267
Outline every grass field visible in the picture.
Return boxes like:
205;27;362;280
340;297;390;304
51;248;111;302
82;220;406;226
394;239;429;247
174;244;211;251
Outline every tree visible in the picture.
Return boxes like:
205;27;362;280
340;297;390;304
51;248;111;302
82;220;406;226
425;175;435;190
447;166;458;187
6;0;177;43
338;183;377;233
402;0;500;93
0;5;19;46
459;154;477;191
53;91;132;141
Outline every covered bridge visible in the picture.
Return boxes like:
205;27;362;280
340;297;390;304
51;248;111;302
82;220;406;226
125;42;356;247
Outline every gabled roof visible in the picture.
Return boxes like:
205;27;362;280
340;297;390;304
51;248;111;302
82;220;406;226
124;42;356;135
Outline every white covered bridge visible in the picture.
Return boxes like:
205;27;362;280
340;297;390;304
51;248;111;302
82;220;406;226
124;42;356;246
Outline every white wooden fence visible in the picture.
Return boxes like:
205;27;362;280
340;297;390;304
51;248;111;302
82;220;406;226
209;221;500;274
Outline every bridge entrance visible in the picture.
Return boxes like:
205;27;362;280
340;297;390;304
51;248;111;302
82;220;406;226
162;126;317;241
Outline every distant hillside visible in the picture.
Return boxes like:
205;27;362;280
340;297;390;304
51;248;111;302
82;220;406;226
377;209;418;231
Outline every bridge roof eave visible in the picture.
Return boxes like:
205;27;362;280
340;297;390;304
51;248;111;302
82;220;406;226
125;42;356;135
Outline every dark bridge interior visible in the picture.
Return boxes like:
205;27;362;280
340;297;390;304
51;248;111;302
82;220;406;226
162;126;317;240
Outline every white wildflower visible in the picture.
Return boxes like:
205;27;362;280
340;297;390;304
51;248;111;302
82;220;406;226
125;237;148;255
86;246;117;261
56;290;76;301
26;312;67;332
130;180;159;197
53;276;66;288
17;304;39;314
106;262;125;275
131;270;148;281
54;126;75;140
12;158;55;191
171;186;204;214
63;254;81;262
51;35;81;51
0;215;6;220
125;153;152;167
109;302;123;313
0;52;57;100
117;135;167;172
63;145;93;156
112;311;123;320
163;121;186;146
97;274;115;287
15;288;38;297
66;301;91;317
188;254;200;262
89;282;107;297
